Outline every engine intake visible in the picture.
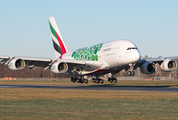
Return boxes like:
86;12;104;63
51;61;68;73
160;59;177;71
140;61;156;74
8;58;25;70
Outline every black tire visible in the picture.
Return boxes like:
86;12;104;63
93;79;96;83
85;79;88;84
101;79;104;84
110;80;114;83
81;80;83;84
114;79;117;83
71;77;76;83
108;77;111;82
97;80;99;84
92;78;95;82
128;71;132;76
132;71;135;76
73;80;76;83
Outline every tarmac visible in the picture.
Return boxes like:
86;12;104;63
1;84;178;92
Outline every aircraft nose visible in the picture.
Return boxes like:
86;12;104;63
132;50;141;63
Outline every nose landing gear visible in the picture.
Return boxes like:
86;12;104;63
128;71;135;76
128;63;136;76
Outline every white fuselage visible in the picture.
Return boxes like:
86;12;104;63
61;40;141;75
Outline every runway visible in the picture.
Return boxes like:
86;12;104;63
1;84;178;92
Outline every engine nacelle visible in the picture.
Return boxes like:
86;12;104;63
140;61;157;74
8;58;25;70
160;59;177;71
51;61;68;73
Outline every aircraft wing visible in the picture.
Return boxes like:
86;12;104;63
134;56;178;70
0;56;103;74
0;56;55;69
143;56;178;64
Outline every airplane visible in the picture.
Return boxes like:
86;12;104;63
0;17;178;84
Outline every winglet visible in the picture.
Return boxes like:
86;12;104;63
48;17;68;58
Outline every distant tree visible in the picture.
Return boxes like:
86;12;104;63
144;55;149;59
158;55;163;58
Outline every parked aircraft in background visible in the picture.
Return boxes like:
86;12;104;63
0;17;178;84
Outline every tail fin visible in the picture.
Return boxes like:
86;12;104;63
48;17;68;58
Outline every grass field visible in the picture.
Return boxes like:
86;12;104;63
1;80;178;119
1;88;178;120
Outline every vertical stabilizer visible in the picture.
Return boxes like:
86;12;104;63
48;17;68;58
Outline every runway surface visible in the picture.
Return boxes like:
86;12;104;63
1;84;178;92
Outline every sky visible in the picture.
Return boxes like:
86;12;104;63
0;0;178;59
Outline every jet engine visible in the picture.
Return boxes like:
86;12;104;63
140;61;157;74
8;58;25;70
51;61;68;73
160;59;177;71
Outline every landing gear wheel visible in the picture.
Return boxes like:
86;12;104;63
108;77;117;83
111;80;114;83
108;77;111;82
97;80;99;84
71;77;76;83
80;79;83;84
98;79;104;84
101;79;104;84
92;78;96;83
114;79;117;83
128;71;132;76
92;78;104;84
108;77;111;83
132;71;135;76
85;79;88;84
128;71;135;76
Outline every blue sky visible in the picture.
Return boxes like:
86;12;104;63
0;0;178;58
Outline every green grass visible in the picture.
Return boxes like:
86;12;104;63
1;98;178;119
1;88;178;119
1;80;178;119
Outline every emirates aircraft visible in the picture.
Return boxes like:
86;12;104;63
0;17;178;84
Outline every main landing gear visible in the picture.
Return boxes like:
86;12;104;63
108;72;117;83
92;78;104;84
108;77;117;83
71;77;88;84
92;75;104;84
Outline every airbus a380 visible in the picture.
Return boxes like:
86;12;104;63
0;17;178;84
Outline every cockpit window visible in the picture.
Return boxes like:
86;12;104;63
127;47;137;50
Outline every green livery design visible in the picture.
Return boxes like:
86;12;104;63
51;65;56;71
72;43;103;61
8;63;13;68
